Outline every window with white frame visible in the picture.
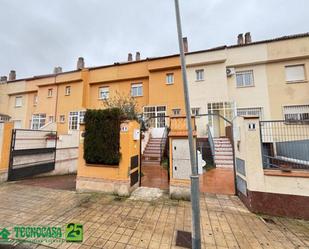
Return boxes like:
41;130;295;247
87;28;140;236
172;108;181;116
48;116;54;122
65;86;71;96
195;69;204;81
69;111;86;130
79;111;86;124
236;70;254;87
191;107;200;116
59;115;65;123
131;83;143;97
33;94;38;106
166;73;174;84
285;65;306;82
143;106;166;128
31;114;46;130
237;107;263;119
15;96;22;107
283;105;309;122
48;88;53;97
99;87;109;99
69;112;79;130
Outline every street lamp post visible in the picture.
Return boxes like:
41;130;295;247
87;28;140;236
173;0;201;248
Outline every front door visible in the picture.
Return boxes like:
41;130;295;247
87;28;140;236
212;110;221;138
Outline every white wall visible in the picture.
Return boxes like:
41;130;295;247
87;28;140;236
234;116;309;197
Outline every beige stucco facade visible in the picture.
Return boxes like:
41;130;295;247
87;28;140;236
186;35;309;137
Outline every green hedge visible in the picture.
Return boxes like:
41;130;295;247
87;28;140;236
83;108;123;165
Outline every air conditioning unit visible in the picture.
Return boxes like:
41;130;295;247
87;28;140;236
226;68;235;77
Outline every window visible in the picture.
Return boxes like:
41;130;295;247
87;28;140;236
285;65;305;82
172;108;181;116
48;88;53;97
283;105;309;122
31;114;46;130
99;87;109;99
15;96;22;107
59;115;65;123
237;107;263;119
236;70;254;87
131;83;143;97
79;111;86;124
191;107;200;116
69;112;79;130
69;111;85;130
65;86;71;96
166;73;174;84
48;116;54;122
195;69;204;81
33;95;38;106
143;106;166;128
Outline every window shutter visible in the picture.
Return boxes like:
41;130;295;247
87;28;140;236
285;65;305;82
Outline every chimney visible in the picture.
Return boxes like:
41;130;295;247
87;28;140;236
77;57;85;69
237;33;244;45
53;66;62;74
8;70;16;81
244;32;252;44
183;37;188;53
135;52;140;61
0;76;7;83
128;53;133;62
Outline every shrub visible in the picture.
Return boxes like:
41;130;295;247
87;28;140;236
83;108;123;165
101;91;138;120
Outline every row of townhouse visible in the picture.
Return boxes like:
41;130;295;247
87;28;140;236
0;32;308;137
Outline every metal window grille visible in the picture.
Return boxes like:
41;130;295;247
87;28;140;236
237;107;263;119
283;105;309;122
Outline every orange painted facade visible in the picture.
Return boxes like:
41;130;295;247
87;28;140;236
1;55;184;135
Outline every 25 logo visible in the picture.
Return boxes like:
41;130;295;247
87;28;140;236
65;223;83;242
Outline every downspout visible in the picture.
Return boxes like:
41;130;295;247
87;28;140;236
54;74;59;125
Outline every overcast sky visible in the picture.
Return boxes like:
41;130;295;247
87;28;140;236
0;0;308;79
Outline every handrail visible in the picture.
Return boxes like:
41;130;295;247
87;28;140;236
207;125;215;159
160;125;169;162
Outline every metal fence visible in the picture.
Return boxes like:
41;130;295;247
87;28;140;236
260;120;309;170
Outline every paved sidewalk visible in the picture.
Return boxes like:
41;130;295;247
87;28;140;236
0;182;308;249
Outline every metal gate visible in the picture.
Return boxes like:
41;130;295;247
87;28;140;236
260;120;309;170
8;129;57;181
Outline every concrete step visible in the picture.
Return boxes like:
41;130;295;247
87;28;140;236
147;142;161;145
142;153;161;158
142;160;161;166
142;154;160;159
213;138;230;142
215;159;234;165
215;151;233;156
215;155;233;160
214;144;232;148
215;147;233;151
216;164;233;168
144;150;160;154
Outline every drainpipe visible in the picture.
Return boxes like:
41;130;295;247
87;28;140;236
54;75;59;125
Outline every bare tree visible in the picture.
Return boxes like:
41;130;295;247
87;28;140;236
101;91;139;120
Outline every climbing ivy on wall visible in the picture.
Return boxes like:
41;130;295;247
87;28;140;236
83;108;123;165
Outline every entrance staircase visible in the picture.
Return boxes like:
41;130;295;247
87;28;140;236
213;137;233;168
142;137;166;166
